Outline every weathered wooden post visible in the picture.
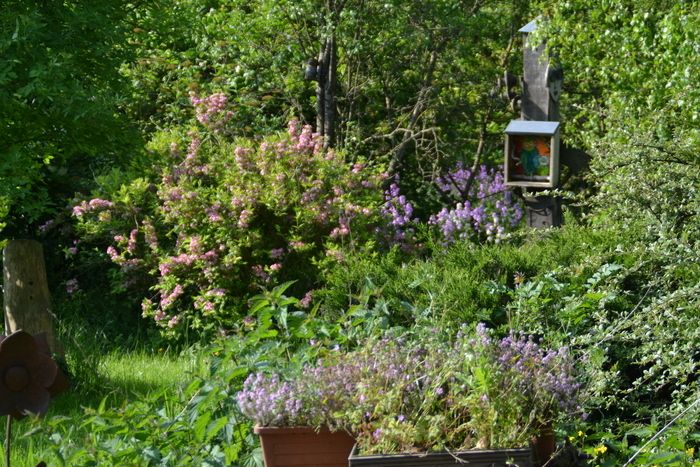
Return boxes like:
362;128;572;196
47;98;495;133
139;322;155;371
3;239;62;355
316;35;337;148
520;18;562;122
504;18;563;228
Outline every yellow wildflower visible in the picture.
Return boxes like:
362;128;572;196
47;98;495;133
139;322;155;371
593;445;608;455
687;447;694;457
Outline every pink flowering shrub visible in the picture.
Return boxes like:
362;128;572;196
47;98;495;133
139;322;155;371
71;93;386;339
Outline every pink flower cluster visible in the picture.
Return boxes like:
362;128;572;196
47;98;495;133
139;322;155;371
72;198;114;217
190;92;232;129
160;284;184;309
71;98;388;339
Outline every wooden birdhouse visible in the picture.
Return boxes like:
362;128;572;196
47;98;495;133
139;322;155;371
504;120;560;188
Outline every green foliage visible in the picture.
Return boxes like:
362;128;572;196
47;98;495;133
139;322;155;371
121;0;533;177
570;416;700;466
320;219;699;458
539;0;700;240
0;1;144;236
26;285;344;466
498;229;700;461
37;341;264;466
318;223;618;328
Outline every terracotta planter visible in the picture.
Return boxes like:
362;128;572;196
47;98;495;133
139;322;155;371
254;426;356;467
348;444;533;466
531;425;556;466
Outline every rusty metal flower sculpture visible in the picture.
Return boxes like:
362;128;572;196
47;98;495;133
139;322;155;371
0;330;68;420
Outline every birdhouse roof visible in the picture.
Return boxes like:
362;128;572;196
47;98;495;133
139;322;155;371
519;18;539;34
505;120;560;135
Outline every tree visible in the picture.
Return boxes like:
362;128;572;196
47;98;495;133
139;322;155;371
536;0;700;435
538;0;700;237
0;1;143;238
121;0;533;184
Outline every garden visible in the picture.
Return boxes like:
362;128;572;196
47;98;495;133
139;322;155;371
1;0;699;466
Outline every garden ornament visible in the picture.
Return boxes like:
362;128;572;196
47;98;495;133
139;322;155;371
0;330;67;419
0;330;68;467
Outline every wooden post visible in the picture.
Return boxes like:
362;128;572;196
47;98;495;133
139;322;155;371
519;18;563;228
3;239;62;355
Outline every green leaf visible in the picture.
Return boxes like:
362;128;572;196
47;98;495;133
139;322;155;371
194;411;213;443
205;416;231;442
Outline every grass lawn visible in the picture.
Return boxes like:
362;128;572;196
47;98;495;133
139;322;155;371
2;348;207;466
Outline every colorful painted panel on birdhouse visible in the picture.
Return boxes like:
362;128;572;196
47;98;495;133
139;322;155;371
509;135;551;180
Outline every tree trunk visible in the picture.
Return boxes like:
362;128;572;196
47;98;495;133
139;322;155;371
3;239;62;355
323;34;337;148
316;40;327;138
316;35;337;149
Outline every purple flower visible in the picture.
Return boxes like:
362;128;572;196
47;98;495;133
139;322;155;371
380;182;418;251
65;279;79;294
38;219;54;233
430;164;522;245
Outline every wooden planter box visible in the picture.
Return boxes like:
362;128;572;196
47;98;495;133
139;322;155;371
254;426;355;467
348;444;533;467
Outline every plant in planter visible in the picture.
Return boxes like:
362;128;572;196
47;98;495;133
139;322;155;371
342;325;583;466
237;324;583;467
236;360;358;467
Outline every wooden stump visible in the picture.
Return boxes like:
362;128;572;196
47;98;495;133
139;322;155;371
3;239;63;355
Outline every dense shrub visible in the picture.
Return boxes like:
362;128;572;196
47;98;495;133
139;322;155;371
68;92;526;341
498;229;700;464
72;94;386;339
317;223;616;328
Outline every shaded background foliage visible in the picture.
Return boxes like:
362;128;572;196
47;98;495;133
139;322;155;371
0;0;699;464
0;1;144;237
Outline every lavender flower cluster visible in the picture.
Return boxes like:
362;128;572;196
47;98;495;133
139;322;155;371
380;183;418;252
430;164;522;244
237;327;583;452
236;356;365;429
236;373;302;426
381;164;523;249
237;339;453;455
474;323;582;417
497;334;581;414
